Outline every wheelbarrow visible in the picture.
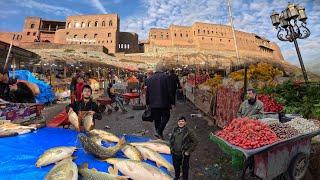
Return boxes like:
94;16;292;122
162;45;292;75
96;97;119;114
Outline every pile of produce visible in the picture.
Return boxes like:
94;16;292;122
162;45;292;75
257;95;283;112
286;117;319;134
229;62;283;88
201;75;222;92
187;74;209;85
216;118;279;149
269;123;299;140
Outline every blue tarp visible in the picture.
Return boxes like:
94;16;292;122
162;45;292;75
9;70;55;104
0;128;172;180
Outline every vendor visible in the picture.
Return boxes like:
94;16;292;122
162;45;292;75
107;83;127;113
0;72;35;103
237;88;264;119
67;85;102;131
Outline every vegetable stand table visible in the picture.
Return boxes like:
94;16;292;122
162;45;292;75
209;129;320;180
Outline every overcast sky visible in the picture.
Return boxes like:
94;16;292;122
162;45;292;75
0;0;319;64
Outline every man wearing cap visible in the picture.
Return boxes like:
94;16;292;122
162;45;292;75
169;116;198;180
238;88;264;119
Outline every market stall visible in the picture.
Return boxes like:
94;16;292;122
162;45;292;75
209;117;320;179
0;127;173;179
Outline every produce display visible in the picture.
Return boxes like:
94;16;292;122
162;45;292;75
216;118;279;149
0;103;39;122
285;117;319;134
259;118;279;125
201;75;222;92
187;74;209;85
269;123;299;140
257;95;283;113
214;87;243;128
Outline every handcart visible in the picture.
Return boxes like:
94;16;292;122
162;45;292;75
209;129;320;180
96;97;119;114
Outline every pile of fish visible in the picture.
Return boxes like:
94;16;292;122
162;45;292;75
79;129;174;179
0;122;37;137
38;129;174;180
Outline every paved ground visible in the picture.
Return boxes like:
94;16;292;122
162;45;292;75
43;99;241;180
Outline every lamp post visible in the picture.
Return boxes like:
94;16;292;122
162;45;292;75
270;3;310;82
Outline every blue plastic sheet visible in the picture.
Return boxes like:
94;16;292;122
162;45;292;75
0;128;172;180
9;70;55;104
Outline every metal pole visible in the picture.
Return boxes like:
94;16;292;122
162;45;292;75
244;64;248;94
292;37;309;82
227;0;240;66
4;34;15;72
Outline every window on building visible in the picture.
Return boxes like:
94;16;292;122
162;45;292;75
33;32;36;36
108;33;111;37
198;29;200;34
194;31;195;35
228;40;231;42
102;21;105;27
202;37;204;40
220;39;222;42
166;35;169;38
95;21;98;27
107;40;109;43
174;33;176;37
68;23;71;28
102;41;104;43
74;34;77;38
27;32;30;36
94;33;98;38
121;44;123;49
66;32;69;35
118;44;121;48
84;34;87;38
124;44;126;49
109;20;112;26
207;30;210;34
186;34;188;37
180;33;182;37
203;30;205;34
98;41;100;43
111;40;112;43
81;22;86;28
154;35;156;38
212;31;214;34
88;21;91;27
30;24;35;29
211;38;213;41
127;44;130;49
161;35;163;38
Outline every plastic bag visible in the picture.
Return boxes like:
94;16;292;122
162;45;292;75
142;107;153;122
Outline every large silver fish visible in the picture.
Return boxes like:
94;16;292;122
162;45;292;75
78;133;125;159
130;141;171;154
106;158;172;180
135;146;174;172
121;145;143;161
88;129;120;142
68;109;80;132
78;163;128;180
36;146;77;167
45;158;78;180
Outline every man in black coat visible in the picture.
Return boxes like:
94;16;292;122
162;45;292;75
169;69;181;105
146;63;174;139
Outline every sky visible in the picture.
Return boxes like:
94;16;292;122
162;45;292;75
0;0;319;65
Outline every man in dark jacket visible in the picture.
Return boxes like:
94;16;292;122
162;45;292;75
170;116;198;180
67;85;102;131
169;69;181;105
146;63;174;139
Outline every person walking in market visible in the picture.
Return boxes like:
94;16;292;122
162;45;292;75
75;75;86;101
170;116;198;180
146;63;174;139
237;88;264;119
169;69;182;105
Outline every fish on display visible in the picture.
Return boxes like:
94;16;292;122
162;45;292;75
88;129;120;142
130;141;171;154
36;146;77;167
135;146;174;172
121;145;143;161
82;113;94;132
106;158;172;180
45;158;78;180
78;163;128;180
78;133;125;159
68;108;80;132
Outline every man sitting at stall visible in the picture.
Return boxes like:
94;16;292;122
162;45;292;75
107;82;127;113
67;85;102;131
238;88;264;119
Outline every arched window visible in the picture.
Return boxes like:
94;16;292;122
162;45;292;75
124;44;127;49
81;22;86;28
30;24;35;29
94;21;98;27
127;44;130;49
102;21;105;27
84;34;87;38
88;21;91;27
109;20;112;26
74;34;77;38
67;23;71;28
94;33;98;38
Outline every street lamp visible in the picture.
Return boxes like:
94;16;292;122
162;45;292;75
270;2;310;82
